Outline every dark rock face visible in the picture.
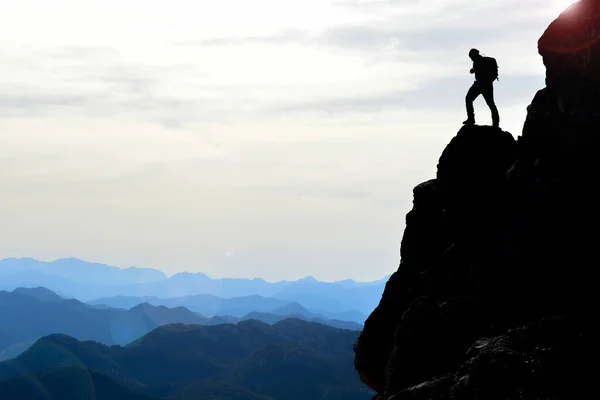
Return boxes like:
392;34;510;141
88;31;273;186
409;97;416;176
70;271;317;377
354;1;600;398
524;0;600;166
538;0;600;89
388;317;599;400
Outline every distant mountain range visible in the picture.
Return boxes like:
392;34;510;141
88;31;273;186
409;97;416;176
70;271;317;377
0;257;388;316
88;294;290;316
0;287;362;361
0;319;374;400
88;293;367;324
0;257;166;285
89;295;363;330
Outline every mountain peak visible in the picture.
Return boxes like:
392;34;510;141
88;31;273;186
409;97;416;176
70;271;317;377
298;275;318;283
170;271;210;279
272;302;313;318
130;302;156;310
12;287;63;302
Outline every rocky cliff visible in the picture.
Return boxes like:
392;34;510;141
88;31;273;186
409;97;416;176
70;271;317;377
354;1;600;399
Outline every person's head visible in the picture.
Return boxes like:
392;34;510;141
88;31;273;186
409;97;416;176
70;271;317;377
469;48;480;61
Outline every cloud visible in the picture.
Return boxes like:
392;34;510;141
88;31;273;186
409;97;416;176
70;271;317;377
0;0;558;126
177;29;307;47
0;47;237;124
264;74;544;115
0;94;87;110
183;0;557;57
319;25;511;53
0;0;569;281
46;46;122;61
317;0;558;56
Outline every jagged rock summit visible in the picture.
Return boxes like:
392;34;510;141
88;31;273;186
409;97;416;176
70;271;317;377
539;0;600;87
354;1;600;399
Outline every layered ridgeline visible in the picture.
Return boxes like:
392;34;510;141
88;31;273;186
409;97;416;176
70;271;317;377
0;258;385;317
88;294;366;324
0;320;374;400
354;1;600;399
0;287;362;362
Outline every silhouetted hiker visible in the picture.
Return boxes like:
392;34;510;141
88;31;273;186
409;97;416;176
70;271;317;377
463;48;500;128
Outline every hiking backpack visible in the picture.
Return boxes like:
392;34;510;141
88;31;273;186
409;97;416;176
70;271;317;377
483;56;499;81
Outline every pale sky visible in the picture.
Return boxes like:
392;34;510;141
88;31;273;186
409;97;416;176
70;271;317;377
0;0;575;281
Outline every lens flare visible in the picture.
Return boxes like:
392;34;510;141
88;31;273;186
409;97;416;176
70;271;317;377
557;0;579;11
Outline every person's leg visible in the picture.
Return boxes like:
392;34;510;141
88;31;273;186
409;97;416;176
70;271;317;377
464;82;482;124
482;84;500;127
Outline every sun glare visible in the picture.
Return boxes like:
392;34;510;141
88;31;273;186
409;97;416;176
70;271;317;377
557;0;579;11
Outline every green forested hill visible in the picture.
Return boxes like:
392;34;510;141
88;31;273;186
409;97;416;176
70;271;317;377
0;319;374;400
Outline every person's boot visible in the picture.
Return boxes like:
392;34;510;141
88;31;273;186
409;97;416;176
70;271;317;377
463;117;475;126
493;120;500;128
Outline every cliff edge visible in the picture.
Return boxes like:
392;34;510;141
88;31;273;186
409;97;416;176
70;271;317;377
354;1;600;399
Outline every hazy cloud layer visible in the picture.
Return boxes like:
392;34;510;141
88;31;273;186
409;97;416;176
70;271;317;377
0;0;573;281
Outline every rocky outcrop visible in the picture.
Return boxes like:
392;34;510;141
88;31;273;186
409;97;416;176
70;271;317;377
354;1;600;398
388;316;599;400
